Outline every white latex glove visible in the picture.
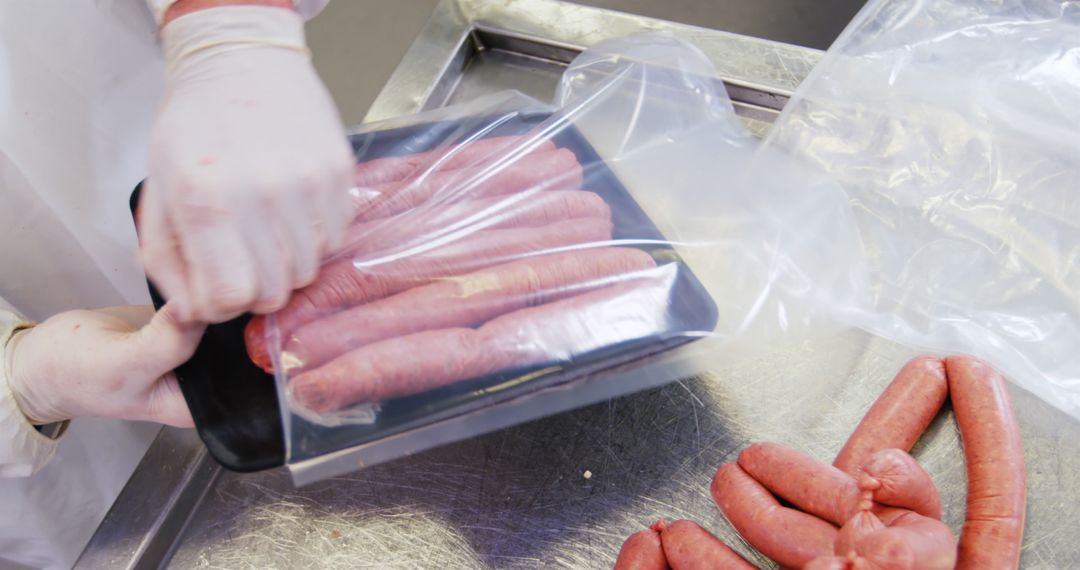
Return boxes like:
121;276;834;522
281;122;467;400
141;6;354;323
5;305;205;427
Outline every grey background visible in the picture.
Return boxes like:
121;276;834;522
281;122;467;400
307;0;866;125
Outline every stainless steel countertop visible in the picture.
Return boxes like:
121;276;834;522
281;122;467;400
77;0;1080;568
138;334;1080;569
364;0;817;123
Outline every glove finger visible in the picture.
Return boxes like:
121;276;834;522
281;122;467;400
138;183;193;320
316;153;356;254
96;305;155;329
116;302;203;426
176;207;259;323
283;188;320;288
132;302;206;374
246;215;294;314
145;372;195;428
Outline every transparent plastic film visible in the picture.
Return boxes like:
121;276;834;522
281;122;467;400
759;0;1080;417
250;33;825;465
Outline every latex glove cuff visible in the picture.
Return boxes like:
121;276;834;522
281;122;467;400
0;319;69;477
160;5;309;71
147;0;329;27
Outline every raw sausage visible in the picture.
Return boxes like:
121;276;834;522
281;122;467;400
947;356;1026;570
833;356;948;475
289;276;673;412
655;519;755;570
613;526;669;570
288;327;499;413
277;248;654;371
854;510;956;570
710;463;837;569
288;277;671;411
294;216;611;325
856;448;941;519
246;217;613;365
274;248;656;372
834;496;884;557
244;217;614;364
353;135;557;187
737;442;861;526
804;555;852;570
478;265;676;367
341;190;611;258
356;148;583;221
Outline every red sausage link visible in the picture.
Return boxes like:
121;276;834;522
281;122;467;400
834;497;884;557
856;448;942;519
834;356;948;475
353;135;557;187
276;248;656;372
357;148;583;221
614;526;669;570
477;266;676;367
855;510;956;570
947;356;1026;570
288;327;495;413
314;216;610;319
737;442;861;526
244;217;613;363
341;190;612;259
656;519;756;570
250;190;612;371
804;555;853;570
289;277;672;411
710;463;837;569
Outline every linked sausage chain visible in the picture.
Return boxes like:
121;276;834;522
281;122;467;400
614;355;1026;569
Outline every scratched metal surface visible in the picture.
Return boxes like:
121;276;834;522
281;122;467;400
437;46;776;139
362;0;818;125
164;329;1080;569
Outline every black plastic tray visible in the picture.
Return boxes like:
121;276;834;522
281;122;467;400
130;112;719;472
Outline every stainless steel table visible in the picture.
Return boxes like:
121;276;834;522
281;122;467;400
76;1;1080;568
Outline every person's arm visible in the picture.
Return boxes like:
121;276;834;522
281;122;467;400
140;0;348;325
0;305;204;478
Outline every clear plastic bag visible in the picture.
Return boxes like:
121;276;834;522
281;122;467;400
252;33;860;473
756;0;1080;418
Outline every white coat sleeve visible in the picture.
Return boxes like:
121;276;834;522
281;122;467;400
146;0;332;25
0;310;68;478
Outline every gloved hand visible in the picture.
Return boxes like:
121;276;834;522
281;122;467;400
140;5;355;324
5;305;205;427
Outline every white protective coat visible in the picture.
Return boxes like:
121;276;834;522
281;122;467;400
0;1;325;567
